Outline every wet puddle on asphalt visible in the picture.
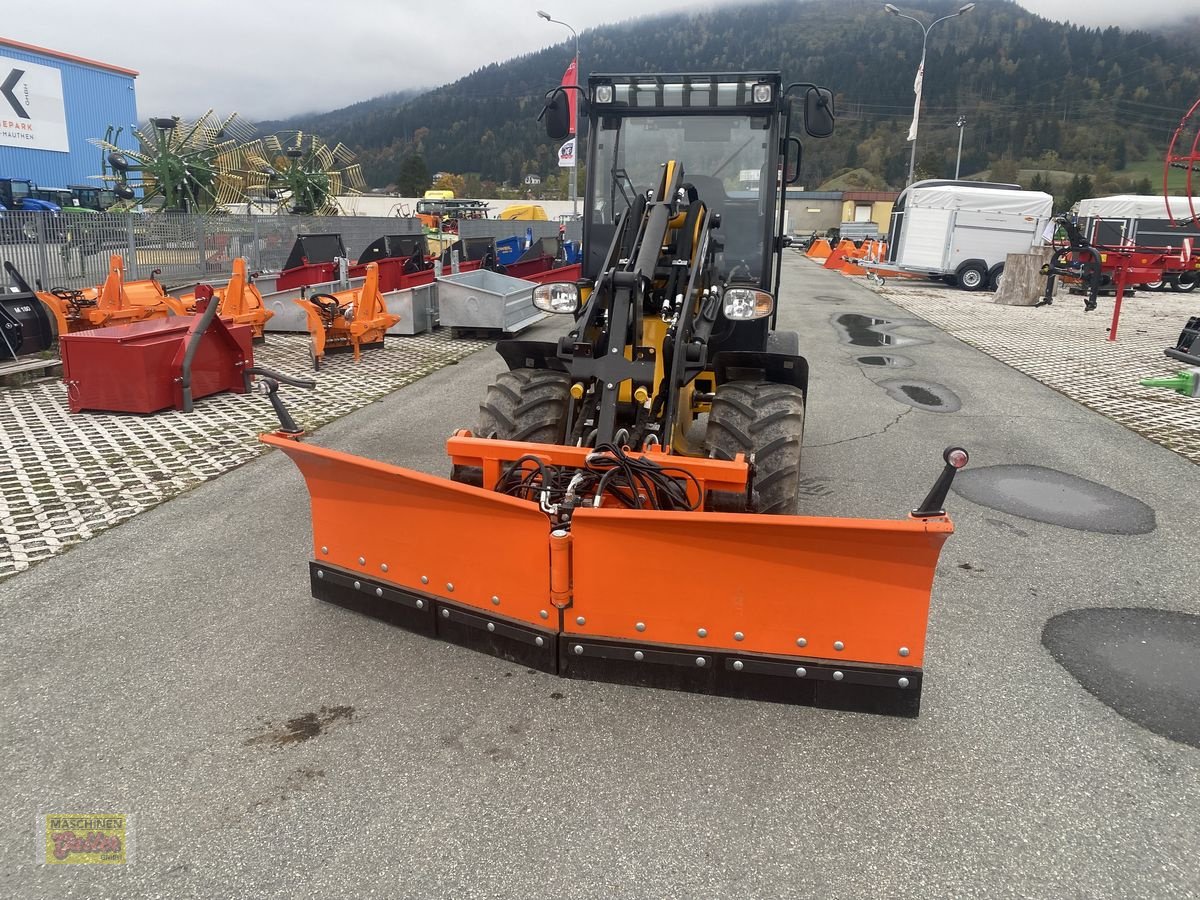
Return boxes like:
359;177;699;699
879;379;962;412
952;465;1156;534
833;313;926;348
856;354;914;368
1043;608;1200;748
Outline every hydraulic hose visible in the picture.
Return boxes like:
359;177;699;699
180;288;221;413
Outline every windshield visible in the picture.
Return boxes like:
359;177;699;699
591;114;774;279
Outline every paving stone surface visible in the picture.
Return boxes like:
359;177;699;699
0;332;489;580
869;277;1200;463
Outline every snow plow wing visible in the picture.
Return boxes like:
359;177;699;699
265;433;960;716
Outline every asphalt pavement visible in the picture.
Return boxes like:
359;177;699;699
2;252;1197;899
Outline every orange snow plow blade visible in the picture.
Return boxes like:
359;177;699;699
264;432;959;716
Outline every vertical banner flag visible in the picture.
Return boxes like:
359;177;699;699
562;58;578;135
907;54;925;142
558;138;576;168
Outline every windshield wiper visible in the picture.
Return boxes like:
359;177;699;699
612;166;637;212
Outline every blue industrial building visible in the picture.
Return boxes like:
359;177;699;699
0;38;138;191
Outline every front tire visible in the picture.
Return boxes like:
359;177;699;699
705;380;805;515
452;367;571;487
477;368;570;443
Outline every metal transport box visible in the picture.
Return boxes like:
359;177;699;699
386;282;438;335
435;269;545;334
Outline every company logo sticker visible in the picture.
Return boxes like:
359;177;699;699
40;814;132;865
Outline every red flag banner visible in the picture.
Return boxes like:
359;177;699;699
561;58;578;135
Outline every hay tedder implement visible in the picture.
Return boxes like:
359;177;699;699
265;72;966;715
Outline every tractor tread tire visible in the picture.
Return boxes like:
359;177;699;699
705;380;805;515
453;368;571;489
477;368;571;445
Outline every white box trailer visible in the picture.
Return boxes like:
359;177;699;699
1075;195;1200;291
1075;194;1200;250
885;180;1053;291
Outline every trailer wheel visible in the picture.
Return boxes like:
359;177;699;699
453;368;571;487
1175;272;1198;293
988;263;1005;292
956;261;989;291
705;380;805;515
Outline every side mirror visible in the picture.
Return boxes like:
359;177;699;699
804;87;835;138
540;88;571;141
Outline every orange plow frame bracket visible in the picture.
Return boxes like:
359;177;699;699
264;433;956;716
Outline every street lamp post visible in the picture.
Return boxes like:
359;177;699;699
884;3;975;186
954;115;966;179
537;10;580;217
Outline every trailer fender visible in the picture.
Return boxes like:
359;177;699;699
713;350;809;395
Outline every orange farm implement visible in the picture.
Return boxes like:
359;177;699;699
294;261;399;369
177;257;274;341
34;254;188;335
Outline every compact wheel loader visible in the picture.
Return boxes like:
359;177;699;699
264;72;967;716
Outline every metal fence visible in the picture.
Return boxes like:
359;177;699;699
0;210;425;292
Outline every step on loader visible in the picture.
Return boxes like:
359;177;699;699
264;72;967;716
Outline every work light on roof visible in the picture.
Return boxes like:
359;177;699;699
752;83;773;104
594;84;614;104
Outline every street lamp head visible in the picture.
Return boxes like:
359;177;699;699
537;10;552;20
958;3;976;12
884;3;900;13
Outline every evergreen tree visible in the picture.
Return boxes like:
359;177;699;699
1061;173;1095;212
397;154;431;196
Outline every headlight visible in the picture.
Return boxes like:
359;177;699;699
533;282;580;314
722;287;774;320
752;83;773;104
594;84;614;104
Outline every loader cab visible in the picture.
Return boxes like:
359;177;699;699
580;75;790;288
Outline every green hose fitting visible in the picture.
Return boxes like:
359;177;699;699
1141;368;1200;397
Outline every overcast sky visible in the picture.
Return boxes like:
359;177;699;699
4;0;1192;121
